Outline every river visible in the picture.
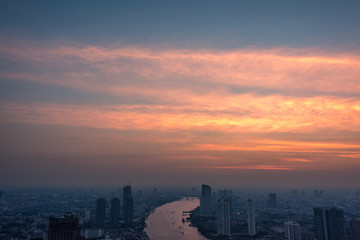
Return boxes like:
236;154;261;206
145;197;208;240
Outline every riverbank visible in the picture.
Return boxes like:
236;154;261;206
189;207;217;239
139;195;181;235
145;197;207;240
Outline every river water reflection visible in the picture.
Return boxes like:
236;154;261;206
145;197;208;240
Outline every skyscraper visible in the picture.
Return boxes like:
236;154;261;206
123;185;134;226
218;189;233;210
212;192;218;212
315;190;324;198
247;199;256;236
110;197;120;226
153;187;158;199
267;193;277;208
48;212;80;240
95;198;106;227
284;221;301;240
314;207;346;240
200;184;213;214
350;219;360;240
291;189;298;198
216;198;231;236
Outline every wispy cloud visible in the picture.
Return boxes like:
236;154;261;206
1;43;360;99
207;165;296;170
0;98;359;133
281;158;313;162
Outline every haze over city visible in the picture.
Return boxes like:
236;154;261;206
0;0;360;188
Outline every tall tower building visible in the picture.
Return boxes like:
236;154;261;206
212;192;218;212
110;197;120;226
95;198;106;227
48;212;80;240
267;193;277;208
291;189;298;198
314;207;346;240
247;199;256;236
216;198;231;236
153;187;158;199
350;219;360;240
200;184;213;214
123;185;134;226
218;189;233;210
284;221;301;240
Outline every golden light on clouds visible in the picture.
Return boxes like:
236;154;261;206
0;43;360;175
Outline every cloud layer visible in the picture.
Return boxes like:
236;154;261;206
1;42;359;186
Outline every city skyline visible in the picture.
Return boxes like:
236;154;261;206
0;0;360;188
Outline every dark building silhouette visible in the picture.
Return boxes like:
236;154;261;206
123;185;134;226
153;187;158;198
314;207;346;240
95;198;106;227
216;198;231;236
284;221;301;240
350;219;360;240
110;197;120;226
315;190;324;198
202;184;211;196
48;212;80;240
247;199;256;236
267;193;277;208
200;184;212;213
291;189;298;197
218;189;233;210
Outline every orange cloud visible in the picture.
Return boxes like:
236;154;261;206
165;155;223;160
0;97;359;133
207;165;296;170
337;154;360;158
281;158;313;162
1;43;360;173
187;141;360;154
1;44;360;98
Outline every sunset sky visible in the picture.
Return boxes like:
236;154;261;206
0;1;359;188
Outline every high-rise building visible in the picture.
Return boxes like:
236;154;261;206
48;212;80;240
200;184;213;214
314;207;346;240
95;198;106;227
350;219;360;240
284;221;301;240
212;192;218;212
267;193;277;208
123;185;134;226
247;199;256;236
192;187;197;196
218;189;233;210
315;190;324;198
153;187;158;199
110;197;120;226
216;198;231;236
291;189;298;198
202;184;211;196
